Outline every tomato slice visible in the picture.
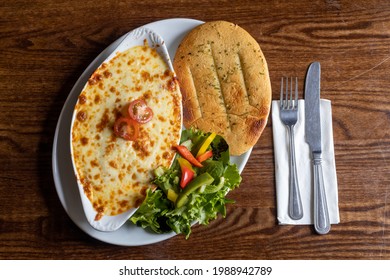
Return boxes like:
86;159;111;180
113;117;139;141
128;99;153;123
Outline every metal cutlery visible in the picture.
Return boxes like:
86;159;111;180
304;62;331;234
280;77;303;220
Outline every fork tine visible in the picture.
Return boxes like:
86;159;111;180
287;77;293;109
280;77;284;108
281;76;300;110
295;77;298;109
285;76;289;108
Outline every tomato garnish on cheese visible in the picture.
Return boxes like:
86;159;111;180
113;117;139;141
71;44;182;220
128;99;154;124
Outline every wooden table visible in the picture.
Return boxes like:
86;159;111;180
1;0;389;260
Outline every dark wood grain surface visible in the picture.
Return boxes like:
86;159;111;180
1;0;389;259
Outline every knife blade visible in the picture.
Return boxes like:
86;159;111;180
304;62;331;234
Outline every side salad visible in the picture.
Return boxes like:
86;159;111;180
130;129;242;238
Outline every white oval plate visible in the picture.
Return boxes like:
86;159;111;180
69;27;180;232
52;18;252;246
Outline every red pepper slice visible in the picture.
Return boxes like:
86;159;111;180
128;99;153;124
174;145;203;168
196;150;213;163
113;117;139;141
177;158;195;188
179;165;194;189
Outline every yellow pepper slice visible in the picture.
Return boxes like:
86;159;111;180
177;157;194;172
167;189;178;202
196;132;217;157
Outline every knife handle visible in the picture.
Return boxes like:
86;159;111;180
287;126;303;220
312;153;331;234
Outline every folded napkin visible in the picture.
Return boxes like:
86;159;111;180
272;99;340;225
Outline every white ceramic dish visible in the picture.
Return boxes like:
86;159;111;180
69;27;180;232
52;18;252;246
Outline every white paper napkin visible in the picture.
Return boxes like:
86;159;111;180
272;99;340;225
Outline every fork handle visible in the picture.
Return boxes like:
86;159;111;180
312;152;331;234
287;126;303;220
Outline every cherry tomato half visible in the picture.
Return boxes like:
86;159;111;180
128;99;153;124
113;117;139;141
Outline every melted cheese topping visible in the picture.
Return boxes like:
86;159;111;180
71;45;181;220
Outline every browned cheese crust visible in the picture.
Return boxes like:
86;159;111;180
174;21;271;155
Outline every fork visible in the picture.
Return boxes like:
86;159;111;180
280;77;303;220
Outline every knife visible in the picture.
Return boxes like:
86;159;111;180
304;62;331;234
